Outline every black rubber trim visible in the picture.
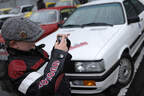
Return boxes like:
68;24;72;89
71;87;97;90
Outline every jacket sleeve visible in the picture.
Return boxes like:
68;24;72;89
12;49;72;96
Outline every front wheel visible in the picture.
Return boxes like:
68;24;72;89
106;54;134;96
117;54;134;86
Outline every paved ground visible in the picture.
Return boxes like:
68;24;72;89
119;47;144;96
126;48;144;96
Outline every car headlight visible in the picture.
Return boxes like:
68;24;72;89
75;60;105;73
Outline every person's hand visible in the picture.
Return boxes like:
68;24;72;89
54;34;70;52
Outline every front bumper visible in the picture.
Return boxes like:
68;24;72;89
65;62;120;94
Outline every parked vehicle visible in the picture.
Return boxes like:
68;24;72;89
0;5;33;29
24;1;57;18
9;4;34;17
29;6;76;40
0;8;12;15
45;1;56;7
55;0;81;7
36;0;144;95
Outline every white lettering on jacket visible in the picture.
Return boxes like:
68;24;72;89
39;60;60;88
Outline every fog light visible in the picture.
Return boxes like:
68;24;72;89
72;80;96;86
72;80;83;85
83;80;96;86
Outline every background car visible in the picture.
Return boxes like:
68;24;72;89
55;0;81;7
9;4;34;17
24;0;86;18
29;6;76;40
0;4;34;29
0;8;12;15
24;1;56;18
45;1;56;7
36;0;144;95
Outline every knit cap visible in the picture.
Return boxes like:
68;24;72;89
1;16;44;42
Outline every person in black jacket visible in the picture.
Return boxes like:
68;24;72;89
1;17;72;96
37;0;46;9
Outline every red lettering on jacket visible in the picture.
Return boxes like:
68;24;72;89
47;72;55;77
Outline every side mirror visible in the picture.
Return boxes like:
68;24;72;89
64;17;68;21
128;16;140;24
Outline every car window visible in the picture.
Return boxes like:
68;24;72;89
63;3;125;26
130;0;144;14
22;6;33;13
9;7;20;14
123;0;137;18
29;10;58;24
60;8;75;21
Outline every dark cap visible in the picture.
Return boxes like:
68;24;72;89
1;16;44;42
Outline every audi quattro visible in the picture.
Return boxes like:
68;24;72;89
36;0;144;94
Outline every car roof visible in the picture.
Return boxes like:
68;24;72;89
18;4;33;8
38;6;76;11
0;8;11;11
80;0;124;7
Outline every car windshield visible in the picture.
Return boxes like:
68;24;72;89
9;7;20;14
63;3;125;27
55;1;73;6
29;10;58;25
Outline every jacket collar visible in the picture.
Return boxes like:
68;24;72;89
7;47;39;56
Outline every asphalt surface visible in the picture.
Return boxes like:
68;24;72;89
126;53;144;96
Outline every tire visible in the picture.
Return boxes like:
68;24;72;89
106;53;134;96
117;53;134;87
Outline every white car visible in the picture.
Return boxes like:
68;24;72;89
8;4;34;16
37;0;144;95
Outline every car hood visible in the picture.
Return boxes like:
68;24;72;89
40;23;58;36
37;25;123;60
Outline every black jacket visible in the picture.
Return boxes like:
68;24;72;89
7;46;72;96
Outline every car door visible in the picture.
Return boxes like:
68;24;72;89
130;0;144;32
123;0;142;56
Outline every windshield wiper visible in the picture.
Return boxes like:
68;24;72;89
62;24;81;28
81;22;113;27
